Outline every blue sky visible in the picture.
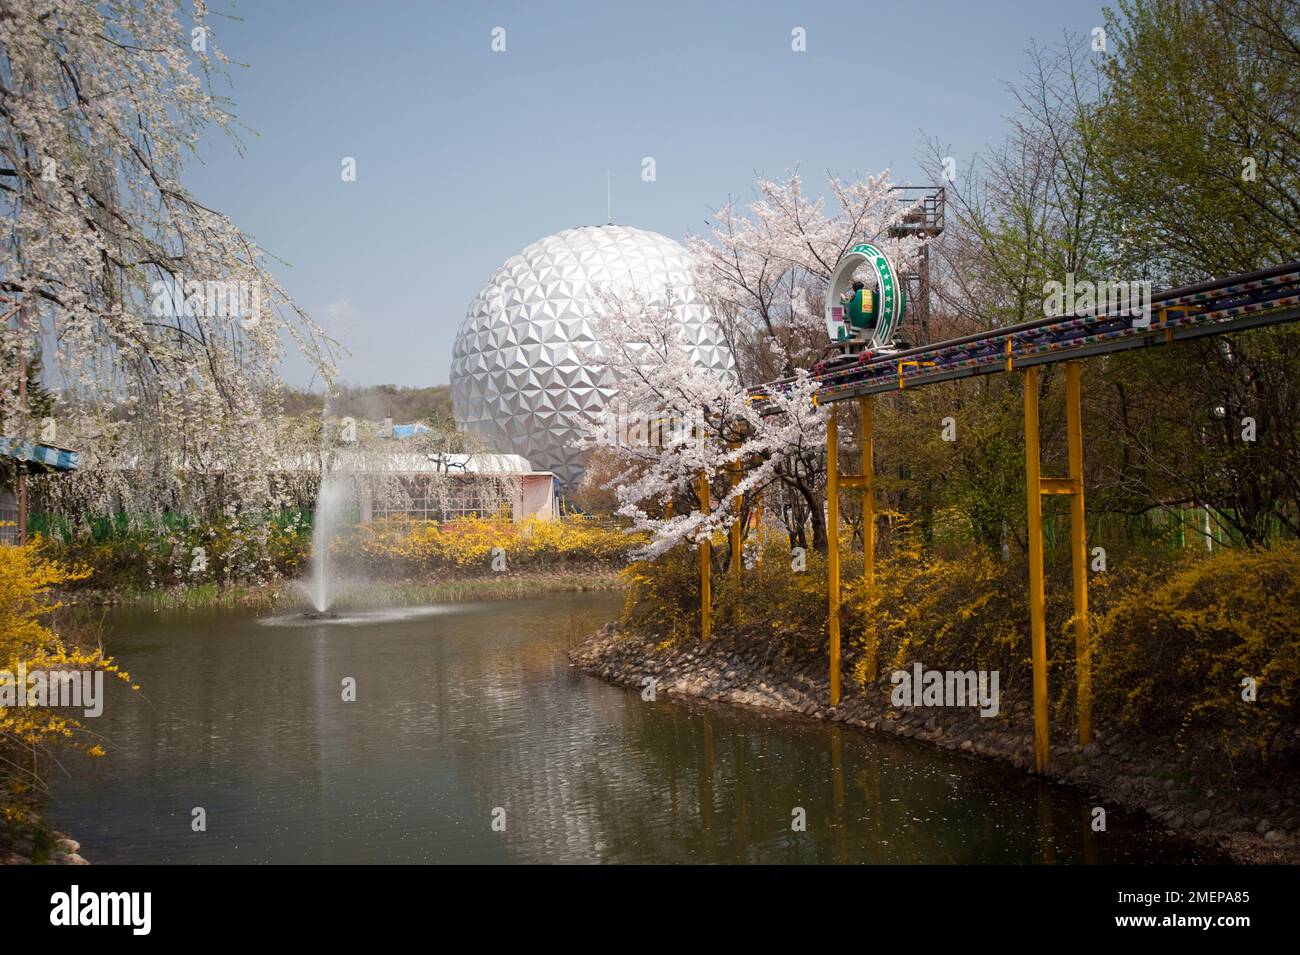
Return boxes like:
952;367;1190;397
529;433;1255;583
186;0;1108;390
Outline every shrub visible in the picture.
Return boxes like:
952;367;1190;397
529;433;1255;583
0;536;131;821
1093;543;1300;766
617;525;1300;771
38;512;637;591
843;531;1027;683
354;516;644;574
40;510;311;591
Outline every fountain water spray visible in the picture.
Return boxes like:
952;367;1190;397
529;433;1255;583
301;396;351;618
305;471;348;615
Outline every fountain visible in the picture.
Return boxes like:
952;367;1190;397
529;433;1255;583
269;408;447;628
303;466;348;618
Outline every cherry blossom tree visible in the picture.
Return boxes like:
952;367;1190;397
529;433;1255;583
0;0;335;532
577;288;823;561
671;171;927;550
688;171;925;384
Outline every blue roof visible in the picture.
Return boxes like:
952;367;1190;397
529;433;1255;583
0;437;80;471
391;423;431;439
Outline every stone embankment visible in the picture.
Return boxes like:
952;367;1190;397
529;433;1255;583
571;623;1300;864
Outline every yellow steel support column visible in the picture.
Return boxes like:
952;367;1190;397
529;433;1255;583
1023;367;1050;772
1065;362;1091;746
859;396;875;585
859;395;877;683
827;414;842;707
698;472;711;641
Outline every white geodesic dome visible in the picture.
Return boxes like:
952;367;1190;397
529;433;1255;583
449;224;734;486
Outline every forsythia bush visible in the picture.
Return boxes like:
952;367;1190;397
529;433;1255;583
0;536;132;820
619;522;1028;669
621;533;831;646
618;526;1299;768
843;532;1027;681
722;541;830;645
354;516;643;573
1093;544;1300;764
40;513;641;590
621;547;719;641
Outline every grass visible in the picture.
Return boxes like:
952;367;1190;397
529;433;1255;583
327;575;624;611
30;824;55;865
65;567;627;613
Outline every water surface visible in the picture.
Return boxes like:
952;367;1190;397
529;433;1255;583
47;592;1217;863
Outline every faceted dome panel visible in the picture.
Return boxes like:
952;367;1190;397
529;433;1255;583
450;225;735;487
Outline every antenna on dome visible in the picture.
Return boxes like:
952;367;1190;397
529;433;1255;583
606;171;612;224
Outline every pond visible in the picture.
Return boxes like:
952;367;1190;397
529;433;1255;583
46;591;1218;863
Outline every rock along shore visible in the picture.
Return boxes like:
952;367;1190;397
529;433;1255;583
570;623;1300;865
1;824;89;866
